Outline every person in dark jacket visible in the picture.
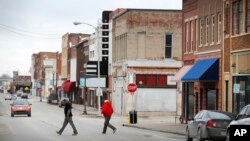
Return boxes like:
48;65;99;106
56;101;78;135
101;100;116;134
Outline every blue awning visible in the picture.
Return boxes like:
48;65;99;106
181;58;219;81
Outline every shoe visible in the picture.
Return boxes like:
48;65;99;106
113;128;117;134
102;132;106;134
72;132;78;136
56;131;61;135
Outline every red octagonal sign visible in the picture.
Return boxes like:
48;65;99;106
127;83;137;94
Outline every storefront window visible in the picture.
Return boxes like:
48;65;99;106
238;54;250;74
233;76;250;113
232;53;250;74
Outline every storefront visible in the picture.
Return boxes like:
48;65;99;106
61;80;77;102
181;58;219;122
232;52;250;113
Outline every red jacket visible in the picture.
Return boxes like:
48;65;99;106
101;102;113;117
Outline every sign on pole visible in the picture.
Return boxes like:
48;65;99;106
127;83;137;94
96;88;103;96
79;77;85;88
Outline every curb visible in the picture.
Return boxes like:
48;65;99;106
122;123;186;136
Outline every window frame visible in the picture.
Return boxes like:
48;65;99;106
205;16;209;46
211;15;215;45
217;13;222;43
199;18;203;47
247;0;250;32
165;34;173;58
136;74;176;88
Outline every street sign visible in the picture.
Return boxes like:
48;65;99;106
86;61;98;75
127;83;137;94
79;78;85;88
86;77;106;87
96;88;103;96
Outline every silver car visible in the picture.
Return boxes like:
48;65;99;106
5;94;16;100
186;110;236;141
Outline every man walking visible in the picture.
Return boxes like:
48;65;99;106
101;100;116;134
56;101;78;135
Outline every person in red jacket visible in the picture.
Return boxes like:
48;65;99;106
101;100;116;134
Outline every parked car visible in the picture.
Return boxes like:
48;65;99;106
226;104;250;141
5;94;12;100
47;93;58;104
186;110;236;141
5;94;16;100
58;97;69;107
10;99;32;117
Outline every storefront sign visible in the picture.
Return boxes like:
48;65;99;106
233;84;240;93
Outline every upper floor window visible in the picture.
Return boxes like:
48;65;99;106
195;19;198;51
233;0;243;35
217;13;222;43
185;22;189;53
199;18;203;46
165;34;172;58
247;0;250;32
205;17;209;45
211;15;215;44
191;20;194;52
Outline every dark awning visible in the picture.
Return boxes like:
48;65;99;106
61;80;76;92
181;58;219;81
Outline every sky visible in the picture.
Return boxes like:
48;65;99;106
0;0;182;77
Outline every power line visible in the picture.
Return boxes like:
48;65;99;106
0;24;61;36
0;24;61;39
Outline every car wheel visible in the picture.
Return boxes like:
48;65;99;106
186;129;193;141
28;113;31;117
197;129;204;141
226;130;230;141
11;114;14;117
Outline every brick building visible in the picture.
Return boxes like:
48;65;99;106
60;33;89;103
181;0;223;123
31;52;58;97
223;0;250;113
111;9;182;116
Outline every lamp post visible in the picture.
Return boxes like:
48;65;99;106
73;21;101;115
82;63;87;114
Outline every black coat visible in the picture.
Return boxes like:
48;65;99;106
64;103;72;117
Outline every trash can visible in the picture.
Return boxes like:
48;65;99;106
129;110;137;124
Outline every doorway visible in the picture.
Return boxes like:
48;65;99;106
206;89;217;110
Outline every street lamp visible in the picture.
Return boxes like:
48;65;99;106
83;63;87;114
73;21;102;115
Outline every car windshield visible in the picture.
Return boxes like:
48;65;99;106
207;111;233;119
13;100;29;105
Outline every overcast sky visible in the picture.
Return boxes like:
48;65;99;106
0;0;182;77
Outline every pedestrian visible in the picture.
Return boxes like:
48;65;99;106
56;101;78;135
101;99;117;134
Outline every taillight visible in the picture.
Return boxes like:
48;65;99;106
207;120;216;127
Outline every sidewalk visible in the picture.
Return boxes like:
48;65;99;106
71;103;187;135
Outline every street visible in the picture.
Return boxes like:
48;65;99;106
0;94;186;141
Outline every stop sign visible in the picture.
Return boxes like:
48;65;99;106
127;83;137;94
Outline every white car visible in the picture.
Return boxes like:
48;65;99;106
5;94;16;100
